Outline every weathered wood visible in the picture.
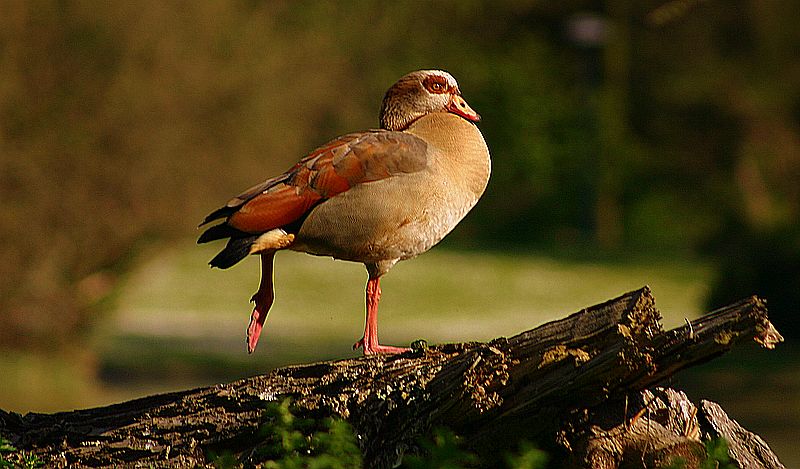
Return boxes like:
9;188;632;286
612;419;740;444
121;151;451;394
566;387;786;469
0;287;785;468
568;388;708;469
699;400;786;469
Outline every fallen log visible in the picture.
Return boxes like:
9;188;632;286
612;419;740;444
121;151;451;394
0;287;785;468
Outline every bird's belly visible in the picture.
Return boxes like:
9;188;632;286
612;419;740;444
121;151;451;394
291;174;478;263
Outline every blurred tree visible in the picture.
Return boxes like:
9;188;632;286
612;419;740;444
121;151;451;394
0;1;380;349
705;220;800;340
0;0;798;350
630;0;800;333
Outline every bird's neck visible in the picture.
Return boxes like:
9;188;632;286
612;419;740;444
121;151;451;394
407;112;491;198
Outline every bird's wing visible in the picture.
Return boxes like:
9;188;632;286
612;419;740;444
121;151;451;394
202;130;429;234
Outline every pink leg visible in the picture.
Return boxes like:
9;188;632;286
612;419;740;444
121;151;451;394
352;277;409;355
247;252;275;354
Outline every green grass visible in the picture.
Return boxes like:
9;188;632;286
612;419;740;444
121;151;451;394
110;240;712;344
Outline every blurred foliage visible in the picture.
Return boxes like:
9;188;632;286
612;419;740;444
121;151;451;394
666;438;736;469
700;438;736;469
705;220;800;339
0;436;12;469
400;427;479;469
208;399;362;468
1;0;798;349
206;402;548;468
0;435;44;469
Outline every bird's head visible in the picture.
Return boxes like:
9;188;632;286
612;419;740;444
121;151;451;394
379;70;481;131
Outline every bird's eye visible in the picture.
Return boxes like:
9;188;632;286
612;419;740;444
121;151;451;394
423;76;449;94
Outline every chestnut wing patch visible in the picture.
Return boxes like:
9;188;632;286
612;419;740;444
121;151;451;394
216;131;428;234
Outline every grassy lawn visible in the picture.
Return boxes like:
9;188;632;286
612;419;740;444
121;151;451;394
104;240;713;369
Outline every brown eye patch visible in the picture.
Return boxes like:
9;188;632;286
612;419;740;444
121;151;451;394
422;75;452;94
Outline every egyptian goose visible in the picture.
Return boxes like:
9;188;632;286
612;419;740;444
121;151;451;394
199;70;491;355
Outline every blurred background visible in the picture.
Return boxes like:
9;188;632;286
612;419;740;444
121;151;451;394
1;0;798;464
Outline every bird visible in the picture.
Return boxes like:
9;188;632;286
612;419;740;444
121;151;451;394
198;70;491;355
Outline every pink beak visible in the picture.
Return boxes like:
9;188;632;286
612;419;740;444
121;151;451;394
447;94;481;122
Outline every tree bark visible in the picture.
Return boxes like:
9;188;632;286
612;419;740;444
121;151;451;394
0;287;785;468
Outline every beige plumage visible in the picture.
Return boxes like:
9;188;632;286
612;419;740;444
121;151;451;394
199;70;491;354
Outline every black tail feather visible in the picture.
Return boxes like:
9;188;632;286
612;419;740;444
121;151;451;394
198;223;248;244
209;235;258;269
199;206;238;227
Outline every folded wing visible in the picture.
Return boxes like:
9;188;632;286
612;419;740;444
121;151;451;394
199;130;429;267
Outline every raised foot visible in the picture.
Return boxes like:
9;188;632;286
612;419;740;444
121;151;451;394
352;338;410;355
246;252;276;355
247;291;273;354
